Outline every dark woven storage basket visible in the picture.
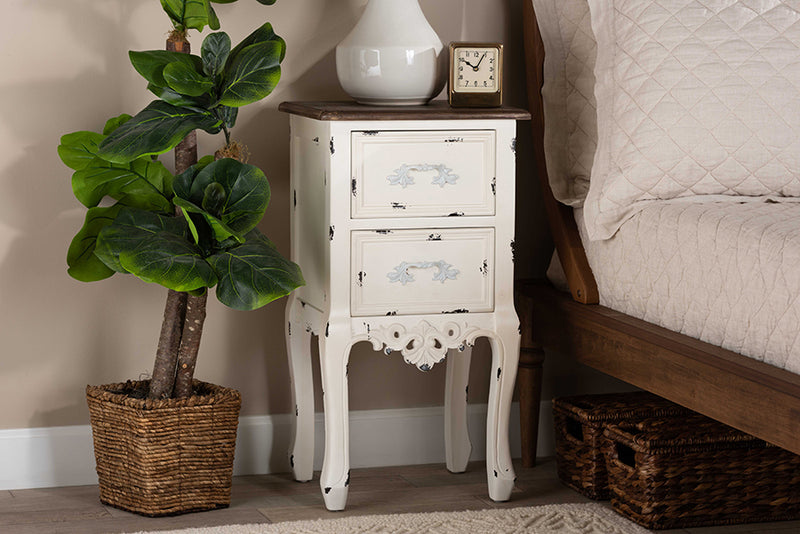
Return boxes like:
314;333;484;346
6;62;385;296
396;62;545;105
603;413;800;530
552;391;689;499
86;380;241;517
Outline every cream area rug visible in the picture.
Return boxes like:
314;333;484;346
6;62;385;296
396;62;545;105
133;504;649;534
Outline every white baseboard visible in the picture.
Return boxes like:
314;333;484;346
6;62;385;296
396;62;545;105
0;401;553;491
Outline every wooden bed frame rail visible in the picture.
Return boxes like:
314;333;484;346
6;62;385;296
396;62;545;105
517;0;800;467
521;0;598;306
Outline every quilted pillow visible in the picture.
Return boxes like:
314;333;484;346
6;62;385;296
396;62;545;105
532;0;597;206
585;0;800;240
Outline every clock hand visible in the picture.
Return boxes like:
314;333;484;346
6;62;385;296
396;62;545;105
462;58;477;69
473;52;487;70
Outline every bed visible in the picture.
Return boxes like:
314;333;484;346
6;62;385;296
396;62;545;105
517;0;800;468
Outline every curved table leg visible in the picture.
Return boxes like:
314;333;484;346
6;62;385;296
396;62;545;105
445;346;472;473
286;295;315;482
485;322;521;502
318;322;353;511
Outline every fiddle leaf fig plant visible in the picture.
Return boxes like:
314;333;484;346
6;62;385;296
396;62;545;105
98;23;284;163
59;0;303;400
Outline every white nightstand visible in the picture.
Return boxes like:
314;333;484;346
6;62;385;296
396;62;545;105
280;101;530;511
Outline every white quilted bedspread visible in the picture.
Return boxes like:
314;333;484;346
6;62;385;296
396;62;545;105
576;201;800;373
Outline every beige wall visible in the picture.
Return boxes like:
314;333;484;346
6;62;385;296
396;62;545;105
0;0;559;431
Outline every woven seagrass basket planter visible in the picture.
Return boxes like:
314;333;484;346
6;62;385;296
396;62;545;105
86;380;241;517
552;391;689;499
603;413;800;530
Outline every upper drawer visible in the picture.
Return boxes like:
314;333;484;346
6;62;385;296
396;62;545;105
351;130;496;218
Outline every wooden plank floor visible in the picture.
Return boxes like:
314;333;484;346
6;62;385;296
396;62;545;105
2;459;800;533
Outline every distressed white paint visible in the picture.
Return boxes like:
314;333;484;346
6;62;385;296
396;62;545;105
351;130;496;217
351;228;494;316
284;110;523;511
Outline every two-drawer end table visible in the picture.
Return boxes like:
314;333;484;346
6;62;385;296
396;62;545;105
279;101;531;511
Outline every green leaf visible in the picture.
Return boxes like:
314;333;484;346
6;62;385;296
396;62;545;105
184;0;215;31
132;158;174;199
147;83;206;109
160;0;217;31
185;210;217;256
96;208;218;291
58;131;105;171
207;3;220;30
163;61;214;97
202;182;227;214
228;22;285;65
159;0;184;26
218;105;238;128
196;154;216;170
129;50;202;88
67;204;124;282
173;158;270;237
98;100;221;164
72;158;173;212
201;32;231;77
208;229;303;310
218;40;283;107
103;114;133;135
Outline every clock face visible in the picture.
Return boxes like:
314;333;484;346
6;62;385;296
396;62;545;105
453;47;499;93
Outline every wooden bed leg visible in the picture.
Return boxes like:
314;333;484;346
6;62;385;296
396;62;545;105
517;287;546;467
519;343;545;467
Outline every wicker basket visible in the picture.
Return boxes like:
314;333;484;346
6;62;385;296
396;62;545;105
86;380;241;517
603;413;800;530
552;391;689;499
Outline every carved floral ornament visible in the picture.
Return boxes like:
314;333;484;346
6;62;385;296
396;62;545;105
365;320;491;371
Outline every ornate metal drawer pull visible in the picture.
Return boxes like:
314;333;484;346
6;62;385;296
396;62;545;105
387;260;459;285
387;164;459;188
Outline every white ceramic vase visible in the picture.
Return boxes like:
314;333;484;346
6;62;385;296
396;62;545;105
336;0;446;106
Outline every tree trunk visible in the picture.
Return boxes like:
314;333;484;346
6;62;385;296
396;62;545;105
174;293;208;397
148;32;197;400
149;290;189;399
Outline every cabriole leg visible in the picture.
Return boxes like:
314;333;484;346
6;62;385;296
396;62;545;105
286;295;315;482
486;324;521;501
445;346;472;473
318;323;353;511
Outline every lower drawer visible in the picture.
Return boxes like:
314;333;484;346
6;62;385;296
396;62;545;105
351;228;494;317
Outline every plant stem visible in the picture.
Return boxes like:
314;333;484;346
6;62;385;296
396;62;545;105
149;290;188;399
148;31;197;400
174;293;208;397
